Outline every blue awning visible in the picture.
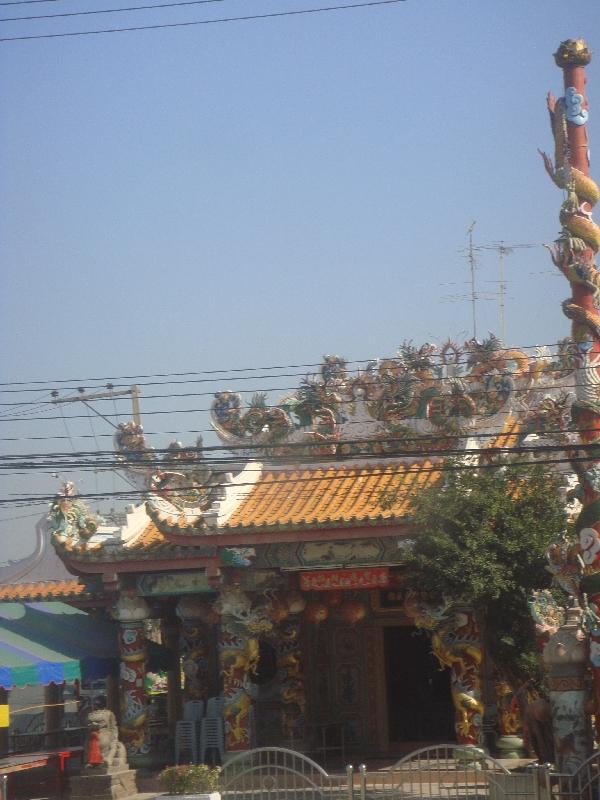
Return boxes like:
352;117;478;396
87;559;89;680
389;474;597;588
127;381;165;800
0;602;120;689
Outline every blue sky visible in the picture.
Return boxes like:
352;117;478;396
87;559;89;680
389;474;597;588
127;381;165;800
1;0;599;559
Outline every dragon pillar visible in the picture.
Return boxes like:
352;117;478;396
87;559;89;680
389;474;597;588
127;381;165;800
542;39;600;740
112;592;152;763
404;593;484;745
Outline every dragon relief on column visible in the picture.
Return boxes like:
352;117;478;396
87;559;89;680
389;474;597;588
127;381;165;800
539;40;600;597
215;587;273;751
404;591;484;745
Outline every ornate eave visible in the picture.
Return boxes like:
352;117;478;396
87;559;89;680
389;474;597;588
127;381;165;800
46;338;580;573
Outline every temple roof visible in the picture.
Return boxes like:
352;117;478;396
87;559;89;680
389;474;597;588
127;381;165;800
50;460;439;566
45;340;577;571
225;461;440;531
0;519;98;603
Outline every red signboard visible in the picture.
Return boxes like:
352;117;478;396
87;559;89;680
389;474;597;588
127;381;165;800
299;567;389;591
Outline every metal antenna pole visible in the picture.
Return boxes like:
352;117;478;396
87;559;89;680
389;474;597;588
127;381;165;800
467;221;477;339
498;242;507;343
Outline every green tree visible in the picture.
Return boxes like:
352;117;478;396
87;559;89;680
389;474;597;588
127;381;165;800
399;460;568;686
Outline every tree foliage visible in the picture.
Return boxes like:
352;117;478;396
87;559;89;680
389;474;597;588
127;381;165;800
401;461;568;684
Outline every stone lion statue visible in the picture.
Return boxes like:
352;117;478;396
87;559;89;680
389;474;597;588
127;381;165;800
86;706;128;770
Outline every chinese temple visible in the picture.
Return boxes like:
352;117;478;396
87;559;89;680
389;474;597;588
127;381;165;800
3;37;600;771
39;337;578;763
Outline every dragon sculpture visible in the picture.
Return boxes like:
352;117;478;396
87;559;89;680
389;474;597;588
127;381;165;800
48;481;100;550
114;423;221;533
211;340;574;458
403;591;484;745
538;38;600;741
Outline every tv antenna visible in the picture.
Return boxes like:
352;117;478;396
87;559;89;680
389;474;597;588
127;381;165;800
473;241;540;342
444;222;495;340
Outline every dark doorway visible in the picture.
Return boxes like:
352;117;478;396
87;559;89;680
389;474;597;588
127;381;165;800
384;626;454;742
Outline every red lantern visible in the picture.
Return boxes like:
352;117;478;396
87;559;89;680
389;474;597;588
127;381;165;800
325;589;344;607
304;600;329;624
286;591;307;614
339;600;366;624
269;596;290;623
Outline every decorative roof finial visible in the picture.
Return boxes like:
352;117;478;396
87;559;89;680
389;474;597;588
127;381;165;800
554;38;592;68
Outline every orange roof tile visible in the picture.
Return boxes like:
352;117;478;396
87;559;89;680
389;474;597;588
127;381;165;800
0;580;86;602
486;416;522;450
225;461;440;530
126;521;170;551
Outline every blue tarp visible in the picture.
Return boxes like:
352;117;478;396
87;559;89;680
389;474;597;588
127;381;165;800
0;602;120;689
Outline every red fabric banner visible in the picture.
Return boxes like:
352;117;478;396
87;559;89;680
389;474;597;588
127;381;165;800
299;567;389;591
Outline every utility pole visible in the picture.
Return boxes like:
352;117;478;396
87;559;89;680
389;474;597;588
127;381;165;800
50;385;142;427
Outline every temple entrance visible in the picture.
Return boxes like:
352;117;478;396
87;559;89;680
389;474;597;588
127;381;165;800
384;626;454;744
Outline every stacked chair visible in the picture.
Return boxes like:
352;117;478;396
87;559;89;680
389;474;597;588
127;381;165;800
175;696;225;765
199;696;225;764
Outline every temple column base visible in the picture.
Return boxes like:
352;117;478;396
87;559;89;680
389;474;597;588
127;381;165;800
70;768;138;800
495;734;526;759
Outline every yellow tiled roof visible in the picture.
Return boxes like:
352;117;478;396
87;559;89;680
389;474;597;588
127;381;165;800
0;580;87;602
126;521;170;551
486;416;522;450
225;461;440;530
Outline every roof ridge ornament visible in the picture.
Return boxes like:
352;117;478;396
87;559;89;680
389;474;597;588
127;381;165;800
210;341;574;458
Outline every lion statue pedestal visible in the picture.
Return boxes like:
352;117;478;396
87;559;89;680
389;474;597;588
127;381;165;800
70;708;139;800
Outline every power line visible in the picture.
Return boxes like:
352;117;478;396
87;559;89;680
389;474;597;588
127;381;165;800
0;422;592;461
1;0;225;22
0;440;585;470
0;453;586;509
0;0;407;41
0;340;574;391
0;370;584;409
0;0;71;6
0;382;585;423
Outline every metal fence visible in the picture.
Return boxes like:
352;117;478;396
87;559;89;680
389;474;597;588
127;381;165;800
543;752;600;800
222;747;352;800
355;745;513;800
221;745;600;800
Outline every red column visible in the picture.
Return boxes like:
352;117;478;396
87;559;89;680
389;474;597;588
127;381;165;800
112;592;151;761
546;39;600;744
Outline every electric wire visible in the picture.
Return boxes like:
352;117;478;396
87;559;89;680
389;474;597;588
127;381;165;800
0;0;407;42
0;422;593;461
0;452;590;509
0;340;576;392
0;359;587;409
0;0;225;22
0;0;73;6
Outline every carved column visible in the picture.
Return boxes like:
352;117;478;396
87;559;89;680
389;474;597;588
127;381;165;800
176;597;213;703
276;619;306;744
494;680;525;758
404;593;484;746
543;599;592;773
544;37;600;744
219;614;254;752
161;617;182;733
112;592;151;762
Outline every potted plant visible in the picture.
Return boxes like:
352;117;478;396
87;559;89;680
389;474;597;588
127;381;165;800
157;764;222;800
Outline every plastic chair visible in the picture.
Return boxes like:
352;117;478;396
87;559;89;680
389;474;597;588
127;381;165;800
175;719;198;764
183;699;205;721
205;695;224;719
198;716;225;764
